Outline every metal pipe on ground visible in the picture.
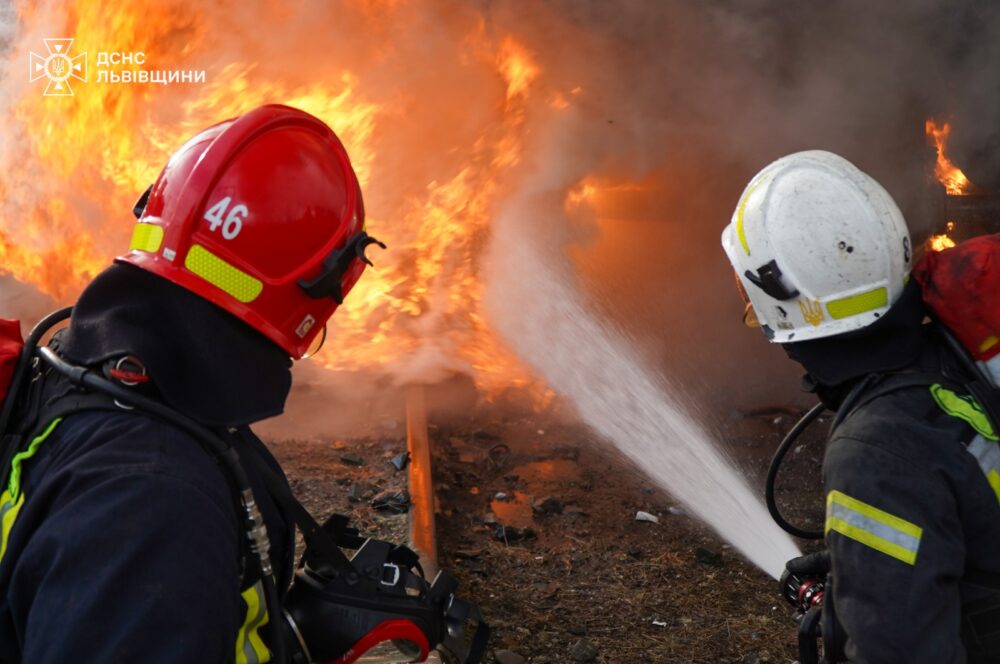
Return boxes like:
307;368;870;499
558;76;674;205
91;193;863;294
405;383;438;578
401;384;444;664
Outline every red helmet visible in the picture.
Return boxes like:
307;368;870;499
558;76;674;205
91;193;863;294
119;104;381;359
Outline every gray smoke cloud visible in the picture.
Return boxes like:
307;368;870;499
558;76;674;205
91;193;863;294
477;0;1000;407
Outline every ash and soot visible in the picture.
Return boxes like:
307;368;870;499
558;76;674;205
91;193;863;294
2;0;1000;599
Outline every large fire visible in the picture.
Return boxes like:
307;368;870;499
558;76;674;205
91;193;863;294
0;1;586;396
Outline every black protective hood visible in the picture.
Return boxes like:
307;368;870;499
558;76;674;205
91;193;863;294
60;262;292;427
783;278;927;390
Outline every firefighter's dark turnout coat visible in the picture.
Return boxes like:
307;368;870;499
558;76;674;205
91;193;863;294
0;410;293;663
824;359;1000;662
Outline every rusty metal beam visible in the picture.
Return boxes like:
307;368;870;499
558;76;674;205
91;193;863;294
405;383;438;578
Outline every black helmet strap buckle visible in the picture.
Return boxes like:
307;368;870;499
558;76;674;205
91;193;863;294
297;230;386;303
744;259;800;301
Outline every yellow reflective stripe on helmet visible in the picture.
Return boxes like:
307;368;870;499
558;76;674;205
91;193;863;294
930;384;998;441
185;245;263;304
1;418;62;565
825;490;922;565
129;223;164;253
235;580;271;664
967;435;1000;504
825;287;888;320
734;181;761;256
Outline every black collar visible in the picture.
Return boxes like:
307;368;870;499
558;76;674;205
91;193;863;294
784;279;927;403
60;263;292;427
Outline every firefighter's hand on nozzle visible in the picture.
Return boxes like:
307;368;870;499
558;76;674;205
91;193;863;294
781;550;830;616
785;550;831;577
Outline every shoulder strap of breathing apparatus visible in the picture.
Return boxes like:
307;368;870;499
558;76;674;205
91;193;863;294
0;307;488;664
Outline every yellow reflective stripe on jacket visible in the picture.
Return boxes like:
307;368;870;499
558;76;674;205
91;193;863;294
0;418;63;565
967;434;1000;504
235;580;271;664
0;492;24;563
825;490;923;565
930;384;998;441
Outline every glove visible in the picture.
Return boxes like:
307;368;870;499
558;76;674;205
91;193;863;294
781;550;830;615
784;550;848;664
786;550;831;578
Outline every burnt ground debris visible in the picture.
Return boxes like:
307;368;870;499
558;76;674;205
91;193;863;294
267;404;827;663
267;435;411;559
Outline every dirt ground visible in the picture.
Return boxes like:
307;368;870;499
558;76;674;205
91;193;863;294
267;433;412;563
267;398;829;664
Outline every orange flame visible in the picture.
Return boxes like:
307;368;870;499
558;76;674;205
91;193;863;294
925;119;973;195
927;221;957;252
0;2;579;397
927;234;956;252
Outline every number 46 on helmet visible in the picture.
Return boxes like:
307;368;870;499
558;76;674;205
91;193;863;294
122;104;384;359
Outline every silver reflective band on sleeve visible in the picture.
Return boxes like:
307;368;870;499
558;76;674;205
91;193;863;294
825;490;922;565
967;435;1000;503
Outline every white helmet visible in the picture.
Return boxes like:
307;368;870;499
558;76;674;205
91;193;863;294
721;150;911;343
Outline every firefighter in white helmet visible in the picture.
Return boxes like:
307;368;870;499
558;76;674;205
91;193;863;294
722;151;1000;662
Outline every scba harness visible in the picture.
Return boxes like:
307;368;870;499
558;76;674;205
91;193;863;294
0;307;488;664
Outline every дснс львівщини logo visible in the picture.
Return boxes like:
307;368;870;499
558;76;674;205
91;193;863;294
29;39;87;96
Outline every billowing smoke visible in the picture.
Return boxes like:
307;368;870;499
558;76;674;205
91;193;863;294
0;0;997;431
478;0;1000;407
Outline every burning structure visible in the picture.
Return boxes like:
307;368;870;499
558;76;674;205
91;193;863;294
0;2;994;417
926;118;1000;250
2;2;1000;659
3;0;1000;411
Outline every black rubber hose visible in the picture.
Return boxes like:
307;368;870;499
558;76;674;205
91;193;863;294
765;401;826;540
36;345;288;663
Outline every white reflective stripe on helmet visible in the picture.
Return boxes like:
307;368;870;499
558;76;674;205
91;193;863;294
721;150;911;343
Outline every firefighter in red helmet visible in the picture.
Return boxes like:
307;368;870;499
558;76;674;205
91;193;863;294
124;103;377;359
0;105;487;664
